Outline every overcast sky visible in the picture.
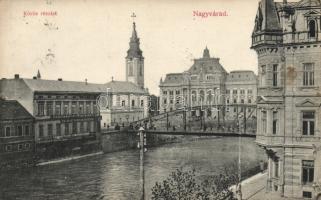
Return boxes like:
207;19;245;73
0;0;279;95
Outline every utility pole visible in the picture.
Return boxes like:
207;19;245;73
166;112;169;131
243;106;247;134
138;127;146;200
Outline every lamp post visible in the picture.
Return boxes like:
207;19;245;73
138;127;146;200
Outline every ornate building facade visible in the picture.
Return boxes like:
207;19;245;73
252;0;321;199
159;48;257;118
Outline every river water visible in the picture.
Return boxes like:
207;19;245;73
0;137;265;200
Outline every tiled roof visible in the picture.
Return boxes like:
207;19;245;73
104;81;148;94
22;78;106;93
0;100;34;120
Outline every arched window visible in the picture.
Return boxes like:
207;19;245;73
308;20;316;38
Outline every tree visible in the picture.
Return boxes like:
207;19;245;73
151;163;239;200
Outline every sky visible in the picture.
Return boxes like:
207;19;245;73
0;0;268;95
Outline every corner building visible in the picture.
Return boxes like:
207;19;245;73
251;0;321;199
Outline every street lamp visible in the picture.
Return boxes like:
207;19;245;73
138;127;146;200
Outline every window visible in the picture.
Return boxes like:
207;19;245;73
139;65;143;76
226;99;230;104
308;20;316;38
240;90;245;95
25;125;30;136
206;75;214;80
233;99;237;104
176;96;180;104
79;102;84;114
141;100;144;107
233;90;238;95
25;143;31;150
226;90;230;95
47;102;53;116
121;100;125;107
128;64;133;76
5;145;12;152
65;123;69;135
248;89;253;95
163;91;167;95
48;124;53;137
248;99;252;104
175;90;180;95
86;102;91;114
303;63;314;86
38;102;44;116
302;160;314;184
56;123;61;136
274;160;279;178
72;122;77;134
302;111;315;136
273;64;278;86
86;121;90;132
273;111;278;135
261;65;266;86
63;102;69;115
262;111;267;134
131;100;135;107
241;99;244;104
18;144;23;151
55;102;61;115
163;98;167;105
80;122;84;133
169;91;174;95
93;102;97;114
17;125;23;136
71;102;77;114
170;99;173;104
303;191;312;198
39;124;44;137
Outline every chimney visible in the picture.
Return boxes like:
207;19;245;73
14;74;19;79
33;76;37;79
58;78;63;81
85;78;88;85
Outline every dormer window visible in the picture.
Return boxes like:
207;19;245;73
308;20;316;38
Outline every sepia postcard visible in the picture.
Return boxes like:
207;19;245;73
0;0;320;199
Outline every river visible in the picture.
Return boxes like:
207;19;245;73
0;137;265;200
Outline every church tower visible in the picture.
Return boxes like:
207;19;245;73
126;22;144;88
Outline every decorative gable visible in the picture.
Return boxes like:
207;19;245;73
296;99;320;107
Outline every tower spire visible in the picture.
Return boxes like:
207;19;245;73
37;69;41;79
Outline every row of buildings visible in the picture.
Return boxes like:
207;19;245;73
252;0;321;199
0;22;149;169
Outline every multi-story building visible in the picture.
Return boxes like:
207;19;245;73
99;80;149;128
0;75;103;159
159;47;228;113
225;71;258;119
0;99;35;169
252;0;321;199
159;48;257;120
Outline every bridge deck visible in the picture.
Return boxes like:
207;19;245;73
128;130;256;137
